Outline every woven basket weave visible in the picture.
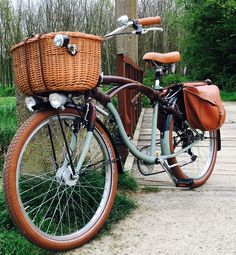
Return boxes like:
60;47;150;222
11;32;102;96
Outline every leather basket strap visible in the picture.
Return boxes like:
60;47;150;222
38;34;49;92
23;37;34;94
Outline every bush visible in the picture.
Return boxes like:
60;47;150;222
162;74;188;86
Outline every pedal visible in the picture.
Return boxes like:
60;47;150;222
175;178;194;187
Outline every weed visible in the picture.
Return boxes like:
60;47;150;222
141;186;160;193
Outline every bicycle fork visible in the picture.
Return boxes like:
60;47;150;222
56;102;96;180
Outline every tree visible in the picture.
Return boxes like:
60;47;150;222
178;0;236;90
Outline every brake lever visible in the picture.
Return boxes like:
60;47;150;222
104;21;134;38
132;20;143;35
141;27;164;34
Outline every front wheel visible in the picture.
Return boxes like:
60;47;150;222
164;115;217;187
3;108;118;251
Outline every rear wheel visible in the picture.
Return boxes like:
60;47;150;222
4;108;118;251
165;115;217;187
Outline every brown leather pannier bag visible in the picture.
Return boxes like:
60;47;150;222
183;82;226;131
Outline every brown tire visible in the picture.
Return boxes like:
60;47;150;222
3;108;118;251
166;114;217;187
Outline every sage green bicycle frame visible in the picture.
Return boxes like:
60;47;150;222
105;102;200;163
72;100;200;174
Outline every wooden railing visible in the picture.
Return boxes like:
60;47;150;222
116;54;144;161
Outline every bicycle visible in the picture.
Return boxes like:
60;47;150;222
3;15;225;251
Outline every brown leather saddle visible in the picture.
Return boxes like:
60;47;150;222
143;51;181;65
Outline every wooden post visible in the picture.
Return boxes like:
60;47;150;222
115;0;139;163
115;0;137;63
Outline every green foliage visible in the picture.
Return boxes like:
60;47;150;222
162;74;188;86
220;91;236;101
0;97;16;147
0;86;16;97
118;172;138;192
143;69;188;88
142;69;189;107
143;69;156;87
0;97;17;170
178;0;236;90
142;69;154;108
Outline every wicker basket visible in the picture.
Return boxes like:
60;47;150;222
11;32;103;96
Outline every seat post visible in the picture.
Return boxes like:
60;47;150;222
154;66;164;90
150;65;164;157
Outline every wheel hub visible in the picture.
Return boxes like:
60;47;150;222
56;166;78;186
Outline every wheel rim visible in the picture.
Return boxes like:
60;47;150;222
16;113;113;240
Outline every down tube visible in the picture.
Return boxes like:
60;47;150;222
106;102;156;164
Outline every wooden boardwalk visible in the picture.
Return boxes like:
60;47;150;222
129;102;236;191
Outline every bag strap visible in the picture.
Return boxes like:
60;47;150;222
183;81;207;87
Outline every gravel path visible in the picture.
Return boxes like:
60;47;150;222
69;188;236;255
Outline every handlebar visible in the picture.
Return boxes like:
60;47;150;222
104;15;163;39
137;16;161;26
53;15;163;47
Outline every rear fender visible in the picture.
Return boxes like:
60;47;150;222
216;129;221;151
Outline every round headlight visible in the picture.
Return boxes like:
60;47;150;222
54;34;69;48
25;97;36;112
49;93;67;109
117;15;129;26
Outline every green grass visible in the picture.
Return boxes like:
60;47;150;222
0;97;16;106
0;96;50;254
99;173;138;235
118;172;138;192
101;192;137;235
141;186;160;193
0;170;138;254
0;192;52;255
0;86;16;97
0;97;17;171
220;91;236;102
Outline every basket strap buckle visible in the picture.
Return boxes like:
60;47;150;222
67;44;79;56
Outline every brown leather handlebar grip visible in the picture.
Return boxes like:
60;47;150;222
137;16;161;26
